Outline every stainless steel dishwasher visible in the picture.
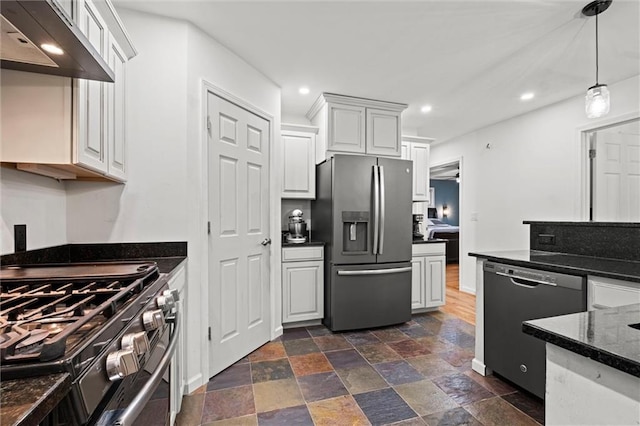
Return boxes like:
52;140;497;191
484;261;586;399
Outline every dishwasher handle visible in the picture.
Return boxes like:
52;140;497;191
495;271;557;287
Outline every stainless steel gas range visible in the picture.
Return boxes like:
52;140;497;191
0;261;181;425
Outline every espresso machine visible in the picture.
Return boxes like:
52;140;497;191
286;209;308;243
413;214;424;240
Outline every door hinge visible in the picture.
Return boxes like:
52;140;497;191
589;149;596;159
207;116;212;133
207;221;211;235
208;326;211;341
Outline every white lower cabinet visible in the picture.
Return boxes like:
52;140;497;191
282;246;324;323
411;243;446;311
588;276;640;310
167;263;186;424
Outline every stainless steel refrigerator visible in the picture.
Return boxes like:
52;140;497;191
312;154;413;331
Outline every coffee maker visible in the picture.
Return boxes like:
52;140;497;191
412;214;424;240
286;209;308;243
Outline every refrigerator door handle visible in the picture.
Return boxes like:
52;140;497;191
379;165;385;255
337;267;412;276
372;165;380;255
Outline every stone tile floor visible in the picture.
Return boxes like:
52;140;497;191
175;311;544;425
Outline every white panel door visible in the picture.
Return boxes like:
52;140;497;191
327;103;365;153
76;0;107;173
594;132;640;221
410;256;425;309
107;37;127;181
410;143;430;202
366;108;401;157
208;93;271;377
425;255;446;307
282;261;323;323
281;131;315;199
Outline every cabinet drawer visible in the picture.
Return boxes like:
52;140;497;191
412;243;446;256
589;278;640;310
282;246;324;262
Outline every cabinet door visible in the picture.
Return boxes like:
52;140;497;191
401;142;410;160
327;103;365;154
76;0;108;173
425;255;446;307
282;261;324;323
411;256;426;309
410;143;430;202
366;108;401;157
588;277;640;310
107;37;127;181
281;131;315;199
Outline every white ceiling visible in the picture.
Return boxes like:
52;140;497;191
115;0;640;142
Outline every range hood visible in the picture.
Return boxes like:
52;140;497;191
1;0;114;82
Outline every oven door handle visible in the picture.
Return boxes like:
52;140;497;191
114;315;180;426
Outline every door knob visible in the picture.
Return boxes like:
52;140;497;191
261;238;272;246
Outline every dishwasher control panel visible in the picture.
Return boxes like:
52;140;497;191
494;264;556;285
484;261;585;290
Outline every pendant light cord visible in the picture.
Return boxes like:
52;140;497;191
595;12;599;84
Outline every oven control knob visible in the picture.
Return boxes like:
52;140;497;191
164;289;180;302
156;293;176;312
143;309;165;331
121;331;150;355
106;349;140;381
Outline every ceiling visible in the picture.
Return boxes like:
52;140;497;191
115;0;640;143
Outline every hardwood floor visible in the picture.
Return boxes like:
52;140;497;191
440;263;476;325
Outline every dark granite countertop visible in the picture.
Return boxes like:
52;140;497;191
523;304;640;378
0;242;187;425
413;238;447;245
0;373;71;426
282;240;325;247
523;221;640;228
469;250;640;284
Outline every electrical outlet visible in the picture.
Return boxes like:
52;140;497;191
14;224;26;252
538;234;556;245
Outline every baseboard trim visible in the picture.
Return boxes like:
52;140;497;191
472;358;491;376
185;373;204;395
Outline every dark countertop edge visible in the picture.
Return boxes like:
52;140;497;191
413;239;447;244
522;322;640;378
1;242;187;267
523;221;640;227
468;252;640;284
282;241;325;247
2;373;72;426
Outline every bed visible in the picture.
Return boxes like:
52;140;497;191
426;219;459;263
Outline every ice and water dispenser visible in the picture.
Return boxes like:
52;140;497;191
342;211;369;253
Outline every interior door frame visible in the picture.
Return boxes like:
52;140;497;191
576;111;640;221
429;156;464;291
200;80;281;381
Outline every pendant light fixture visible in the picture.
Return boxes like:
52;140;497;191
582;0;612;119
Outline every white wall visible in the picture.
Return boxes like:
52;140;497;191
184;21;282;391
66;12;189;244
430;75;640;293
0;167;67;254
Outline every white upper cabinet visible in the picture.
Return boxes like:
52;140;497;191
107;37;128;181
366;108;402;157
402;135;434;202
307;93;407;164
281;124;318;199
0;0;136;183
76;0;109;174
328;104;366;154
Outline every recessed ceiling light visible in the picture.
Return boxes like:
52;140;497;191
420;105;432;113
299;87;310;95
41;43;64;55
520;92;535;101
